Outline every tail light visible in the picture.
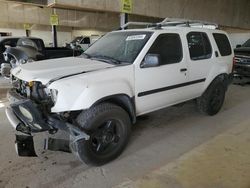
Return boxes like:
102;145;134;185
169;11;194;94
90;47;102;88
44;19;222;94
232;56;236;73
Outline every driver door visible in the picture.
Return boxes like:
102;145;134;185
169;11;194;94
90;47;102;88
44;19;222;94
135;33;189;115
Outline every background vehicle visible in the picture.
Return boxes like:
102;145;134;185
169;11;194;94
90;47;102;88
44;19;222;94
1;37;82;77
234;39;250;80
0;37;19;66
66;35;101;52
5;19;234;166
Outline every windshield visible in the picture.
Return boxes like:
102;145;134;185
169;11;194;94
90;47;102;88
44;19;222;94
17;38;38;51
84;31;152;64
242;39;250;47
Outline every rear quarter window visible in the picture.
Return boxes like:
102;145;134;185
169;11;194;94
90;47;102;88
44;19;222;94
213;33;232;56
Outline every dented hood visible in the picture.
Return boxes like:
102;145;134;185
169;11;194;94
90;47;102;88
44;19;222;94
11;57;115;84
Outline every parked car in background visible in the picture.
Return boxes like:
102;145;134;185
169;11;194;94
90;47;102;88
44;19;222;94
1;37;82;77
0;37;19;66
234;39;250;80
66;35;101;52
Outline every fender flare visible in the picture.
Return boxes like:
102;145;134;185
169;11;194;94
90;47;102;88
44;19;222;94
92;94;136;124
204;73;229;94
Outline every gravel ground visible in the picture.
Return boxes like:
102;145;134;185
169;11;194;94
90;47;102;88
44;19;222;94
0;84;249;188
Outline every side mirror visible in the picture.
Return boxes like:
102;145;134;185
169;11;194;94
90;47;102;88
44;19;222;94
141;54;161;68
236;44;242;48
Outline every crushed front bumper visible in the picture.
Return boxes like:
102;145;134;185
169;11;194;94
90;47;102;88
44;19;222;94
7;89;51;134
6;89;90;157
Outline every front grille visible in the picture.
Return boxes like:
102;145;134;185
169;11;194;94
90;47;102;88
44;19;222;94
11;76;49;102
235;55;250;64
11;76;28;97
10;76;54;114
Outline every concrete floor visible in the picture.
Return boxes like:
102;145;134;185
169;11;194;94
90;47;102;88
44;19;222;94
0;84;250;188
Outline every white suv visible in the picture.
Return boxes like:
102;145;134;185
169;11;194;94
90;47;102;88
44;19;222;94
6;19;234;165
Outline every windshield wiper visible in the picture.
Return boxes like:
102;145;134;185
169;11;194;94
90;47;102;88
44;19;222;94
90;55;122;65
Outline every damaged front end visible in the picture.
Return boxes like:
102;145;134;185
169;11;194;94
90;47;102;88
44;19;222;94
6;78;89;157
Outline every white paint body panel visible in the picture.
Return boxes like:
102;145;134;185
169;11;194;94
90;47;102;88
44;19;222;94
11;57;114;85
11;27;234;116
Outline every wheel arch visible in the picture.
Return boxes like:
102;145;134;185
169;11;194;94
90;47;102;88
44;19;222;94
204;73;229;94
92;94;136;124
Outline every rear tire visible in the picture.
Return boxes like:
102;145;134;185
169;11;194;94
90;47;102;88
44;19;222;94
72;103;131;166
197;78;226;116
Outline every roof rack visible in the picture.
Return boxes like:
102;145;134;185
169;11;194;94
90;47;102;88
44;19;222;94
120;18;219;30
159;18;219;29
120;22;153;30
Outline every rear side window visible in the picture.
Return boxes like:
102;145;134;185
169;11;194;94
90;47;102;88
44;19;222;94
213;33;232;56
187;32;212;60
147;33;183;65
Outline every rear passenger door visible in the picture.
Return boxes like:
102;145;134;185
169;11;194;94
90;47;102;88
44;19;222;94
186;32;213;97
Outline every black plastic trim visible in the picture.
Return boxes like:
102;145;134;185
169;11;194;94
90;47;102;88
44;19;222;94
138;78;206;97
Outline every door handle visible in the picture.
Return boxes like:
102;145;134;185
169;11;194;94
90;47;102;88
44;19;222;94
180;68;187;72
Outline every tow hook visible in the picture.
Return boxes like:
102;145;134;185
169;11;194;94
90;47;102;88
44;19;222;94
46;117;90;154
47;116;90;142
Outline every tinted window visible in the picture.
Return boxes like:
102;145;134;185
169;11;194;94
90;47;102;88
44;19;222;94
147;33;183;65
82;37;90;44
213;33;232;56
187;32;212;60
2;39;18;51
31;39;44;51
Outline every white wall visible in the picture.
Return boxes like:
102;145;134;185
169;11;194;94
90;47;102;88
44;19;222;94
229;33;250;48
0;28;26;37
31;30;72;47
72;29;106;38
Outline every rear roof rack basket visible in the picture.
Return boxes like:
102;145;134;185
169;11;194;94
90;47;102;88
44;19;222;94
120;18;219;30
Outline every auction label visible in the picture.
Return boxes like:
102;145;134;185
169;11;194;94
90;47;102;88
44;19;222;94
126;35;146;41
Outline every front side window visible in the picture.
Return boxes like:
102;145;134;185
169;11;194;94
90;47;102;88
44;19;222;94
187;32;212;60
84;31;152;64
147;33;183;65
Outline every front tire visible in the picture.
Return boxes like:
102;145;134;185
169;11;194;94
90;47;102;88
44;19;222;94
197;78;226;116
72;103;131;166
